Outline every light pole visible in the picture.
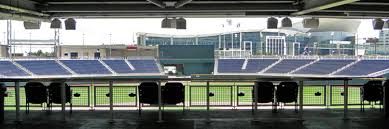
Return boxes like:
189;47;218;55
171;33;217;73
29;32;32;55
109;33;112;58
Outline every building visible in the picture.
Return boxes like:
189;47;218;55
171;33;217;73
58;44;157;59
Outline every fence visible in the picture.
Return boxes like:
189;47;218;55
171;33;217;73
3;83;382;109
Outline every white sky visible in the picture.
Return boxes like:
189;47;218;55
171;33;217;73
0;18;380;53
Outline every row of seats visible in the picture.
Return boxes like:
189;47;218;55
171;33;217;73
0;59;161;76
218;58;389;76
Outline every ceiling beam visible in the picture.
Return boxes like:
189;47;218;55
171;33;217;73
291;0;360;15
175;0;193;8
146;0;166;8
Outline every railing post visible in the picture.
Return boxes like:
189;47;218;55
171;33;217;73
206;81;210;123
109;81;114;123
15;81;21;123
299;81;304;121
61;81;66;122
253;82;258;121
157;81;163;123
343;79;349;120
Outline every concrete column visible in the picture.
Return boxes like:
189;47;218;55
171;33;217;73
109;81;114;123
299;81;304;121
343;80;349;120
15;81;21;122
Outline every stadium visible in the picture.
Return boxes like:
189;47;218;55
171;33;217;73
0;0;389;129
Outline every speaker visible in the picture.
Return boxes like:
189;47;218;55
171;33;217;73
281;17;292;28
176;17;186;29
65;18;76;30
267;17;278;29
23;21;41;29
373;18;385;30
303;18;319;28
161;18;176;28
50;18;62;29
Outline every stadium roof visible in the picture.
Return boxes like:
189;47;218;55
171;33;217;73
1;0;389;21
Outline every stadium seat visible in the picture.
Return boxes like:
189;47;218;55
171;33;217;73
138;82;159;105
25;82;47;114
276;82;299;111
163;82;185;105
47;82;73;114
361;81;383;111
254;82;275;103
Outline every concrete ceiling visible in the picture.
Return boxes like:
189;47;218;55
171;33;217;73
1;0;389;22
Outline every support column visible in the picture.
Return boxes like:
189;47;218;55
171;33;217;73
157;81;163;123
109;81;114;123
299;81;304;121
15;81;21;122
60;81;66;121
206;81;210;122
343;80;349;120
385;80;389;118
253;82;258;121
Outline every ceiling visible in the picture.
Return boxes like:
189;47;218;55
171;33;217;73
1;0;389;21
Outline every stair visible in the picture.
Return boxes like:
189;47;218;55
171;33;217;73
241;58;249;70
125;59;136;70
12;61;34;76
329;59;360;75
289;58;320;74
55;60;77;75
98;60;116;74
259;58;283;73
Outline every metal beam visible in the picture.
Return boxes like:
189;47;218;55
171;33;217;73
146;0;166;8
292;0;360;15
175;0;193;8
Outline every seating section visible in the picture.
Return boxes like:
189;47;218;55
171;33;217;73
60;60;112;74
265;59;314;73
294;59;355;74
16;60;71;75
336;60;389;76
244;59;278;73
103;60;133;74
0;61;29;76
128;59;160;73
217;59;245;73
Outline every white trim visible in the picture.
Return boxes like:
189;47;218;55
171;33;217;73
124;59;136;70
11;61;34;76
289;58;320;74
329;59;360;75
241;58;248;70
259;57;283;73
55;59;76;75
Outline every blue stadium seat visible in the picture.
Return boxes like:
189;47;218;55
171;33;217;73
128;59;160;73
60;60;112;74
294;59;355;74
0;61;29;76
16;60;71;75
103;60;133;74
217;59;244;73
336;60;389;76
265;59;314;73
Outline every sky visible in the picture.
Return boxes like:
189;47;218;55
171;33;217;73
0;18;381;53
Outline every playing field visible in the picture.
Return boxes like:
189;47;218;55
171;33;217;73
3;82;378;109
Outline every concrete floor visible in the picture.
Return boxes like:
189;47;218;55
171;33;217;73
1;109;388;129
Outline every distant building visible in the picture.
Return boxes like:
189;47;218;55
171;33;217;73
58;44;157;59
379;30;389;44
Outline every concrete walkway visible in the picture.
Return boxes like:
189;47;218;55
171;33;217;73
1;109;388;129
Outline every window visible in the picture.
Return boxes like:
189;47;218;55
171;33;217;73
70;52;78;59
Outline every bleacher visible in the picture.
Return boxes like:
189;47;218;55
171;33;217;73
16;60;71;75
335;60;389;76
244;59;278;73
294;59;355;74
216;57;389;77
265;59;314;73
60;60;112;74
0;61;29;76
0;58;163;77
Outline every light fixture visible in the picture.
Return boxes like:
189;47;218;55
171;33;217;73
382;19;389;30
65;18;76;30
281;17;292;28
372;18;384;30
23;21;41;29
267;17;278;29
176;17;186;29
50;18;62;29
303;18;319;28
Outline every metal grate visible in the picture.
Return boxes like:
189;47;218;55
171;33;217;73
94;86;137;107
189;85;233;106
330;85;362;106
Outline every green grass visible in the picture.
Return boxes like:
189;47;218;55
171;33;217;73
3;83;380;110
